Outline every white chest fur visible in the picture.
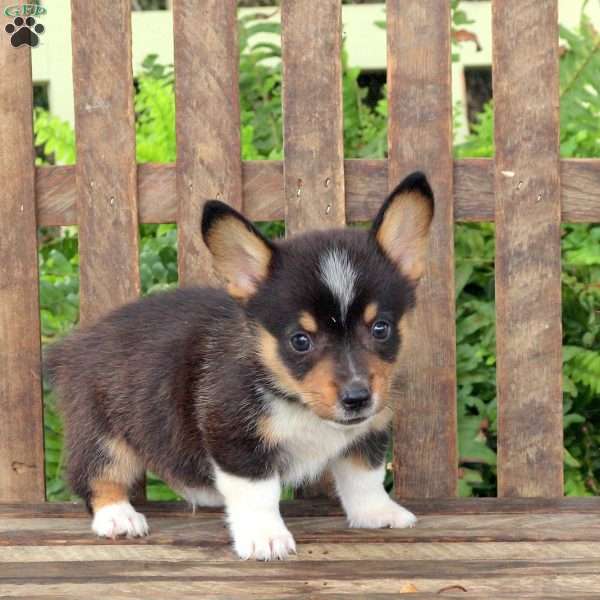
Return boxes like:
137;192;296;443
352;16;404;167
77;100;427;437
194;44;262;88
265;397;370;486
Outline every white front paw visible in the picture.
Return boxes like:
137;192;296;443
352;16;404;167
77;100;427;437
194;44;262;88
348;499;417;529
92;501;149;538
231;518;296;560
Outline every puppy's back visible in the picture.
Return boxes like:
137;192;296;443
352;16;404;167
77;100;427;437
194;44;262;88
45;286;239;431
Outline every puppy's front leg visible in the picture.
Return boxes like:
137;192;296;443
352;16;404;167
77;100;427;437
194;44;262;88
214;467;296;560
331;456;417;529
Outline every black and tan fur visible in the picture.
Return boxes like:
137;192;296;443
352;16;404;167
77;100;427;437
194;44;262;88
46;171;434;558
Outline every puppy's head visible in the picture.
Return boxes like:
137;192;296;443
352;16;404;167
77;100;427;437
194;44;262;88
202;172;434;426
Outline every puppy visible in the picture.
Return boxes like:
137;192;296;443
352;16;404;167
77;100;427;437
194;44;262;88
46;171;434;560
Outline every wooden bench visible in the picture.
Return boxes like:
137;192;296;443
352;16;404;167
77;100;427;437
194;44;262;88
1;0;600;597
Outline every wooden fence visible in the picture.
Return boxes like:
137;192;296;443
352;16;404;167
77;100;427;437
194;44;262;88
1;0;599;504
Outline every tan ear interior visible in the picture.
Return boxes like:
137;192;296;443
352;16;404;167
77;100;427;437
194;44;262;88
375;191;433;281
205;218;272;300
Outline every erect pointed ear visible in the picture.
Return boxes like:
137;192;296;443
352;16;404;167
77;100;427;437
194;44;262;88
371;171;434;282
202;201;274;300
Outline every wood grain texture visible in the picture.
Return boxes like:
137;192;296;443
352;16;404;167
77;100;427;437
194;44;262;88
0;37;45;502
3;511;600;545
173;0;242;285
3;541;600;563
71;1;145;499
3;496;600;519
387;0;457;498
281;0;346;234
2;510;600;598
3;557;600;582
71;0;140;324
3;505;600;598
493;0;563;497
2;581;600;599
35;159;600;227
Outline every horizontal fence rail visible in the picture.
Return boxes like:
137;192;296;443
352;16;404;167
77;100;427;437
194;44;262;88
35;159;600;226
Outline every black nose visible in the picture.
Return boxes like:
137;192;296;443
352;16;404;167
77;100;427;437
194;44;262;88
341;384;371;412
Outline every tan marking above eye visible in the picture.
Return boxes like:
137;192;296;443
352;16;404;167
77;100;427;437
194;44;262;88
363;302;378;324
298;311;318;333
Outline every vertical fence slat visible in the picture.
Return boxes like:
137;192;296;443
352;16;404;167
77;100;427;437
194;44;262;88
71;1;144;499
387;0;457;498
0;42;45;502
493;0;563;497
174;0;242;286
71;1;140;323
281;0;345;497
282;0;345;235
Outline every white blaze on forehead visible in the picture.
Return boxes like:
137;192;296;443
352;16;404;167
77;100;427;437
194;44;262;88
318;248;358;322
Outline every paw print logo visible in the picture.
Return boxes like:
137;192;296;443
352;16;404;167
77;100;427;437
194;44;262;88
5;16;44;48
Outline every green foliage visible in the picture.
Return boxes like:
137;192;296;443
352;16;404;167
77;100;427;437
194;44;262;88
135;56;176;163
36;8;600;500
238;13;283;159
559;15;600;157
34;108;76;165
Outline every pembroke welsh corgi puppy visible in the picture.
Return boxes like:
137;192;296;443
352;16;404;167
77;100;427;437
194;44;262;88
46;171;434;560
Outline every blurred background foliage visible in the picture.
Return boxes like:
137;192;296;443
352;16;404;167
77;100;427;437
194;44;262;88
37;4;600;500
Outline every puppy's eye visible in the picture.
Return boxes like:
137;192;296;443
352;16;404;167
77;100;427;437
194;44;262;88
371;320;391;341
290;332;312;353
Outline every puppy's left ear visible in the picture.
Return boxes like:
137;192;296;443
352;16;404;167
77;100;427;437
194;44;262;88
371;171;434;282
202;201;274;301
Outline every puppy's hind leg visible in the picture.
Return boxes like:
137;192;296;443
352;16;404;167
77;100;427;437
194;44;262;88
88;438;149;539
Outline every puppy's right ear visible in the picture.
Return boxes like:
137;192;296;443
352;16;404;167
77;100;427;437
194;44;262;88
202;201;274;301
371;172;434;282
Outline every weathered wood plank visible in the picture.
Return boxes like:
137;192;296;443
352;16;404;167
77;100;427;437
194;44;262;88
3;541;600;563
0;30;45;502
1;581;599;599
387;0;457;498
4;557;600;580
281;0;345;235
3;559;600;596
71;1;145;499
71;0;140;323
1;583;600;600
493;0;563;497
35;159;600;227
173;0;241;285
3;497;600;519
3;512;600;545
